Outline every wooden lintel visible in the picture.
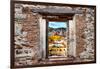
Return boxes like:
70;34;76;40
42;14;74;20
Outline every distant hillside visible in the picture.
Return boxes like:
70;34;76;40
48;27;66;32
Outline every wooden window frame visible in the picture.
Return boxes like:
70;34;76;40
45;18;69;59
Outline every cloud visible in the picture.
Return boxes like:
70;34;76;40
48;21;67;28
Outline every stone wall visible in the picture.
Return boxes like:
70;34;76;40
14;4;40;66
79;8;95;60
75;7;95;60
14;3;95;66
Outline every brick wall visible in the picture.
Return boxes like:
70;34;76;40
75;13;86;57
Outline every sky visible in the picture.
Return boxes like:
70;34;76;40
48;21;67;28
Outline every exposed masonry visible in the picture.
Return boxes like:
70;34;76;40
14;4;95;66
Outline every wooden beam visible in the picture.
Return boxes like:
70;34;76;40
42;15;74;20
